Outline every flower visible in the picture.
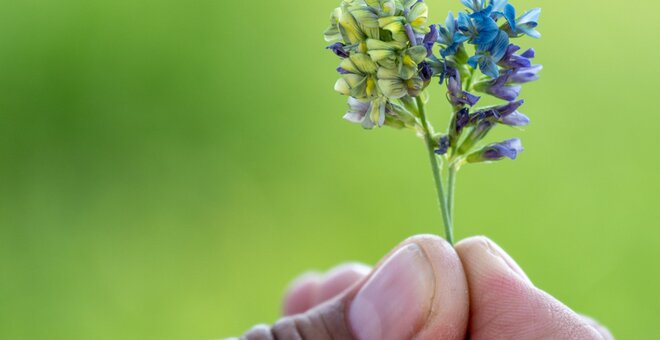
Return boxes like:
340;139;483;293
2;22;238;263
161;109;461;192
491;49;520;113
325;0;436;129
503;7;542;38
467;30;510;78
377;66;425;98
327;42;349;58
493;100;530;126
473;50;541;100
447;68;481;107
457;120;495;154
467;138;524;162
334;53;379;99
500;110;530;126
436;12;468;57
460;0;486;12
423;24;438;56
509;64;543;83
322;0;543;244
498;44;532;69
474;75;522;101
491;0;510;14
418;61;433;82
455;107;471;133
344;96;382;129
457;10;499;50
435;135;450;155
405;0;430;35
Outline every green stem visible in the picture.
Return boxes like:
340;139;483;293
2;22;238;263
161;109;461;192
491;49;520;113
416;97;454;245
447;164;457;223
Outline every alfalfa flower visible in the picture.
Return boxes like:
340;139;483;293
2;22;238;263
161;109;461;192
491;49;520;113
325;0;438;129
323;0;542;244
467;138;524;163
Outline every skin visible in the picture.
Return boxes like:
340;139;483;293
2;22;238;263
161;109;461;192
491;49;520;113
234;235;613;340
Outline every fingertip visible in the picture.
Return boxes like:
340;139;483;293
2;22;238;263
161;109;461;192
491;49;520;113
282;272;322;316
582;315;614;340
282;263;372;316
346;234;469;340
409;235;469;340
317;262;371;303
456;236;604;339
455;235;531;284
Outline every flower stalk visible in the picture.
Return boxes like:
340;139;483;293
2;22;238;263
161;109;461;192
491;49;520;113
323;0;542;243
417;96;454;244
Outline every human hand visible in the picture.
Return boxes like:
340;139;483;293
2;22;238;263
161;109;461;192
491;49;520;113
235;235;612;340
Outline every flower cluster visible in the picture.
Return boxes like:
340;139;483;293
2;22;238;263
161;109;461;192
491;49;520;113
433;0;541;164
324;0;440;129
323;0;542;243
324;0;541;164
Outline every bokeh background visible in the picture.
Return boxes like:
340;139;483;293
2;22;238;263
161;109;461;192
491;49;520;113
0;0;658;338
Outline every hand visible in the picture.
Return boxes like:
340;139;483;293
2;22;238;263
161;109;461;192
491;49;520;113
235;235;612;340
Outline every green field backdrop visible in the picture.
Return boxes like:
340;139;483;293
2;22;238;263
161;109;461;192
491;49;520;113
1;0;658;338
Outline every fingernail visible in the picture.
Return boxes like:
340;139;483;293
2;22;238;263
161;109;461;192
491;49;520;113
348;244;434;340
481;238;532;284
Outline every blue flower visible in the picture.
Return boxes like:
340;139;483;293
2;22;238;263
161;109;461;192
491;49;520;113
437;12;468;57
490;0;508;12
467;30;509;78
461;0;486;12
503;7;542;38
516;8;541;38
457;10;499;50
467;138;524;162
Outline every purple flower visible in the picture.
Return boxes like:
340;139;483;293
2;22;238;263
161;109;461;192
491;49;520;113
521;48;535;58
447;68;481;107
423;25;439;57
474;70;521;101
435;135;450;155
418;61;433;82
455;107;470;133
494;100;530;126
498;44;532;69
467;138;524;162
509;64;543;83
486;82;521;101
469;100;530;127
326;43;349;58
500;111;530;126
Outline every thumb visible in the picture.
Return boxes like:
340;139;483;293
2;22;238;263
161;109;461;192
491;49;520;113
455;236;612;340
240;235;469;340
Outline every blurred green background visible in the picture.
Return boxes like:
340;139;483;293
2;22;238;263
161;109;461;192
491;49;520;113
0;0;658;338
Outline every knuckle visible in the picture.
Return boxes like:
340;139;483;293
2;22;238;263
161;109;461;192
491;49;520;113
241;324;274;340
240;300;355;340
